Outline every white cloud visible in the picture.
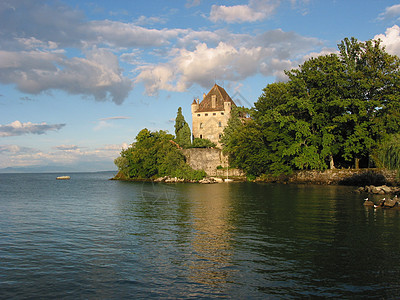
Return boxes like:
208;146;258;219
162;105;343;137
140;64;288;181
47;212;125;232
0;120;65;137
134;15;166;26
99;116;131;121
186;0;201;8
53;145;79;151
0;144;35;154
378;4;400;20
94;116;131;131
136;30;322;95
88;20;182;48
0;48;133;104
374;25;400;57
209;0;280;23
0;0;328;100
0;142;126;170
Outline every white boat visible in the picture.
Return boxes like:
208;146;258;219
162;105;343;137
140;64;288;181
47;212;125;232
56;176;70;180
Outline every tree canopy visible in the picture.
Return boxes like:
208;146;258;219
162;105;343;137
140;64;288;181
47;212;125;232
114;128;206;180
222;37;400;177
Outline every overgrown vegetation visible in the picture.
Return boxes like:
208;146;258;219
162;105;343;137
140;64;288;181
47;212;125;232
373;134;400;172
114;128;206;180
191;137;216;148
222;37;400;177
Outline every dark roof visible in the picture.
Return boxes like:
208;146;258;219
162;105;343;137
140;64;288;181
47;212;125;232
196;84;236;112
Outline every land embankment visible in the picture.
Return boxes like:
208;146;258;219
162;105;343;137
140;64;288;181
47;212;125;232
256;168;399;186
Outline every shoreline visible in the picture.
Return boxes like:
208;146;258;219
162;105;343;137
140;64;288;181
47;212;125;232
111;168;399;188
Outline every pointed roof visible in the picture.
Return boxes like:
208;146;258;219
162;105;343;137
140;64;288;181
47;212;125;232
196;84;236;112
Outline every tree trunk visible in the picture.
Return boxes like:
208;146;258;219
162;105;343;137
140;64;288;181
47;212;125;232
329;155;335;169
355;157;360;169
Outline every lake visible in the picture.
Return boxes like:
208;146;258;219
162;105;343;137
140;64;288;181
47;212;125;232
1;172;400;299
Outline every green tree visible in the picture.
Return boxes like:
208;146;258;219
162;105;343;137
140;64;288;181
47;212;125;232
283;54;347;169
337;38;400;168
174;107;191;148
222;37;400;176
114;128;206;180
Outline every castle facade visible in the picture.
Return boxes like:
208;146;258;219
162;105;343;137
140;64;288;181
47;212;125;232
191;84;236;148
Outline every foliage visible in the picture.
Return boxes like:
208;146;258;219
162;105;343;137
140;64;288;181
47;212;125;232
373;134;400;171
191;137;216;148
114;128;206;180
174;107;191;149
222;37;400;176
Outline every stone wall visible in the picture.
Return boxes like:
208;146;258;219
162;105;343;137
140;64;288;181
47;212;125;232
182;148;244;177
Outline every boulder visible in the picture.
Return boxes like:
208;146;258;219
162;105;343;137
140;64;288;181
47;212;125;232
210;177;224;183
199;177;216;184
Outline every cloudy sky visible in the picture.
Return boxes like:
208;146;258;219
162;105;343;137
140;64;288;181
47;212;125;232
1;0;400;171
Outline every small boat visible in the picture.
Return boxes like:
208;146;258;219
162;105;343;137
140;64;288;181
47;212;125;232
56;176;70;180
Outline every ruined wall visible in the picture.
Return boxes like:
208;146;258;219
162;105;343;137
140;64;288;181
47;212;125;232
182;148;243;177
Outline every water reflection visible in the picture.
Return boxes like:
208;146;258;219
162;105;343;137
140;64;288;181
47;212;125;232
182;184;235;286
112;181;400;298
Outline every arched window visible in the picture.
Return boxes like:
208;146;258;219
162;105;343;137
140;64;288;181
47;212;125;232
200;123;203;129
218;121;222;127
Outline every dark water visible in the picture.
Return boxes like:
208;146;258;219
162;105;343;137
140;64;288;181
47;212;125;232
1;172;400;299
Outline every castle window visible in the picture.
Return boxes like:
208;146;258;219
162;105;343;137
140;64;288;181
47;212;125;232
219;134;223;139
213;113;216;116
200;123;203;129
205;113;208;116
200;135;203;139
218;121;222;127
197;114;200;117
221;112;224;115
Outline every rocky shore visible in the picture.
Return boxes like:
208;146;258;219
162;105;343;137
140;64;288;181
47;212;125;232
355;185;400;195
154;176;230;184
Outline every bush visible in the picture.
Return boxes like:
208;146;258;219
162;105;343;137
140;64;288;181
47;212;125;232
191;138;216;148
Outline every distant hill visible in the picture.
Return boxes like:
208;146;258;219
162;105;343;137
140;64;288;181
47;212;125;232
0;164;117;173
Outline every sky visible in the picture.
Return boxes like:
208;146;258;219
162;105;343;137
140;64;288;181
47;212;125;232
1;0;400;172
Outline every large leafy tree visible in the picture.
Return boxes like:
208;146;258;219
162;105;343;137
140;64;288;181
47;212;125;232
337;38;400;168
174;107;191;148
222;37;400;176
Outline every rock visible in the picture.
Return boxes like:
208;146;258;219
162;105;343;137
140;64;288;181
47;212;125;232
154;176;168;182
363;198;374;206
210;177;224;183
384;198;398;208
355;187;365;193
380;185;393;193
199;177;216;184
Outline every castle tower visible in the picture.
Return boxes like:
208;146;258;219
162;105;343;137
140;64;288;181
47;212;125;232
191;84;236;148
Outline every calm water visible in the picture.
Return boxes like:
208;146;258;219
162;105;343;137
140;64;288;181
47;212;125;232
1;172;400;299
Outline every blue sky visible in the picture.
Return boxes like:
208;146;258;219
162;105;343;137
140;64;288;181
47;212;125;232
1;0;400;171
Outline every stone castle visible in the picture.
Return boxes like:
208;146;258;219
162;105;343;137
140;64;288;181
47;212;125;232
191;84;236;148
